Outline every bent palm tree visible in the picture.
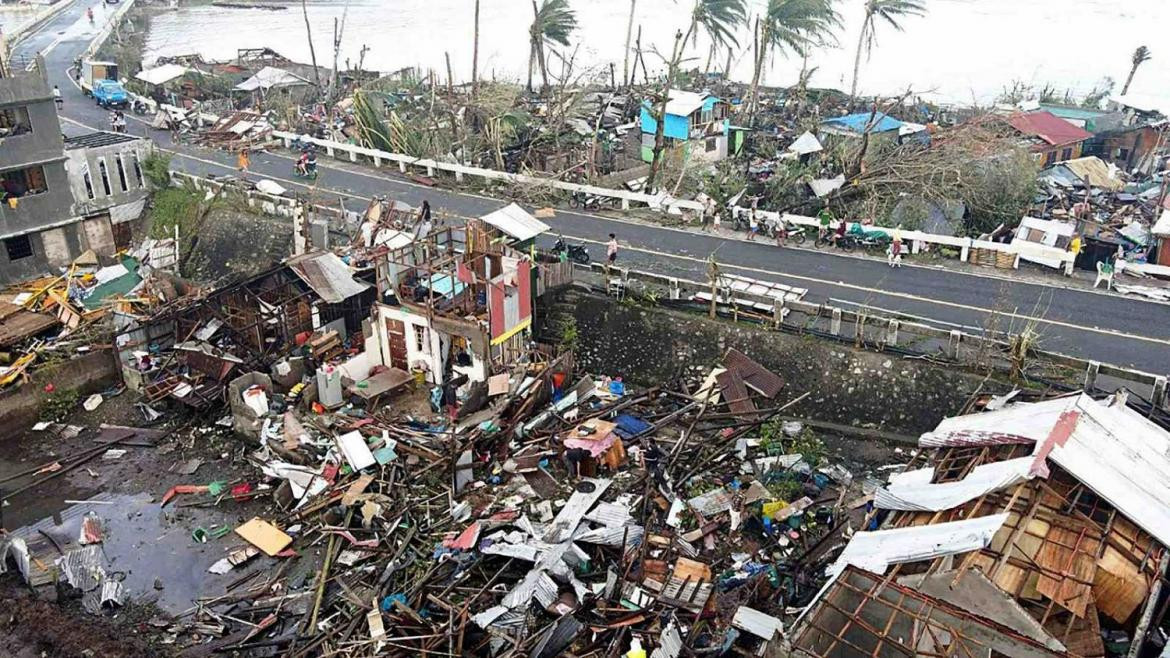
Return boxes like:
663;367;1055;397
849;0;926;104
528;0;578;92
689;0;748;53
1121;46;1151;95
745;0;840;126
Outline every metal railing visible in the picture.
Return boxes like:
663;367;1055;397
569;262;1168;409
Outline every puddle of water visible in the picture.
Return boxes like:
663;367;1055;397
9;493;271;616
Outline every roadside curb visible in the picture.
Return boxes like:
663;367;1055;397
5;0;77;52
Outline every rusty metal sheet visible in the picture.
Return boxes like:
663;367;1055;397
723;348;784;399
715;369;756;417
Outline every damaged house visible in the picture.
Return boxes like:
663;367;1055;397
792;391;1170;658
367;205;547;391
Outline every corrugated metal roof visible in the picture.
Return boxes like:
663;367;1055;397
875;457;1034;512
821;111;903;134
287;251;372;303
135;63;190;86
732;606;784;640
922;393;1170;548
479;203;551;242
723;348;784;398
542;478;610;543
649;622;683;658
829;513;1009;576
1007;111;1093;147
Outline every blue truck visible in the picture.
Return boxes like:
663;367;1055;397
80;60;129;108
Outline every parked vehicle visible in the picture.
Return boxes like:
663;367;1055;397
130;98;149;115
787;223;808;245
815;231;859;252
569;191;601;211
79;60;118;97
552;236;590;265
93;79;129;108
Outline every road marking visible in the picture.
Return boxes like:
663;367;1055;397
559;233;1170;348
60;116;1170;349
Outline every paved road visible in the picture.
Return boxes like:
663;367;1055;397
17;0;1170;374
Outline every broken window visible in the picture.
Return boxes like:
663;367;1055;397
0;105;32;136
130;152;144;187
4;234;33;260
115;155;129;193
97;158;112;196
0;164;49;198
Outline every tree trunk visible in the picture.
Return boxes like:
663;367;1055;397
300;0;321;88
527;40;535;92
1121;61;1139;95
704;44;714;74
848;13;869;107
471;0;480;98
537;42;549;91
647;26;690;192
622;0;636;89
746;19;767;127
724;45;733;78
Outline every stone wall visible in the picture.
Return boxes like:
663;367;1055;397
540;288;1011;436
0;350;119;433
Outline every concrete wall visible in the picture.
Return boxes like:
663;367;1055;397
64;139;152;219
0;71;65;171
0;160;75;238
0;218;112;284
540;288;1010;436
0;350;119;434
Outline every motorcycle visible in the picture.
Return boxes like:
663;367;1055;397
293;162;319;180
569;191;601;211
552;236;591;265
131;98;149;115
784;223;808;246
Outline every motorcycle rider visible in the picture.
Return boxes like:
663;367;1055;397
86;7;94;24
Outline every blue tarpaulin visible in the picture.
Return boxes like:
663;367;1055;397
614;414;652;439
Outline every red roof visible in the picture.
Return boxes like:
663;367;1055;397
1007;111;1092;148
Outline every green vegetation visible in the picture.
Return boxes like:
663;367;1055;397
141;151;172;189
40;388;80;422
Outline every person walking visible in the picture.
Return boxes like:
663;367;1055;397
606;233;618;269
53;85;63;110
775;214;788;248
887;238;903;267
747;208;759;241
817;207;833;242
237;148;251;176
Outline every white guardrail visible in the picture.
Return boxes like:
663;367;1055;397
3;0;79;54
271;131;704;214
272;133;1074;273
737;208;1076;275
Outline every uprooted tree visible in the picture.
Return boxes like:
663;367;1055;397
817;115;1040;237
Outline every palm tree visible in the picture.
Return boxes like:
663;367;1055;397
848;0;926;104
622;0;637;88
472;0;480;98
528;0;578;92
688;0;748;54
745;0;840;126
1121;46;1151;96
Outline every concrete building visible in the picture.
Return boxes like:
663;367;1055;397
63;132;152;251
0;56;81;283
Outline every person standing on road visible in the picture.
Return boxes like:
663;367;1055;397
775;214;788;247
237;148;251;176
606;233;619;267
53;85;63;110
86;7;94;24
817;207;833;241
747;208;759;241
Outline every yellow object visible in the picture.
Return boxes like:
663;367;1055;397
7;197;17;209
626;638;646;658
1069;236;1082;255
762;501;785;517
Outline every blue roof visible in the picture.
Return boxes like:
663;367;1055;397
821;112;903;134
